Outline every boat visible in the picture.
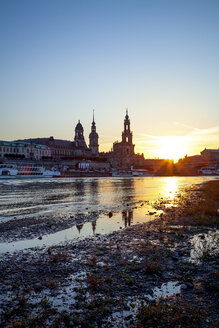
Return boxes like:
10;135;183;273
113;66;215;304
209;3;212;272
0;164;61;178
112;169;152;177
131;169;152;176
198;166;219;175
112;171;133;177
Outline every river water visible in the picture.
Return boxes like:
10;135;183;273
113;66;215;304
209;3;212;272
0;176;217;252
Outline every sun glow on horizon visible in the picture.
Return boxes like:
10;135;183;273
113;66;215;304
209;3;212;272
156;136;188;162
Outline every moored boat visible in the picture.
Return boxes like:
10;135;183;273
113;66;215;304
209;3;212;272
112;169;152;177
111;171;133;177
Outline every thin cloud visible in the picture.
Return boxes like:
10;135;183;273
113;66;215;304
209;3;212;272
174;122;219;136
137;133;161;140
191;126;219;136
174;122;200;132
139;125;219;140
137;133;190;141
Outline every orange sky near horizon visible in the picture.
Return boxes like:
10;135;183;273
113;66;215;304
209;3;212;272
2;116;218;162
99;124;219;162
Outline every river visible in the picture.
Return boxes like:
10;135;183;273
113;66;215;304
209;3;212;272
0;176;217;252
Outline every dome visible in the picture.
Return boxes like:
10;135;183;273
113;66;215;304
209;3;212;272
89;131;98;139
75;120;83;131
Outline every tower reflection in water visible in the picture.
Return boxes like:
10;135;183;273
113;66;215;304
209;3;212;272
75;178;99;235
75;178;135;235
76;218;98;235
76;224;83;234
91;220;96;234
122;209;133;227
76;209;134;235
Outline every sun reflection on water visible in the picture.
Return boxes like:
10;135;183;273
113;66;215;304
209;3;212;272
163;177;179;200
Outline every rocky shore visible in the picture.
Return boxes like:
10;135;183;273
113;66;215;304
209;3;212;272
0;180;218;327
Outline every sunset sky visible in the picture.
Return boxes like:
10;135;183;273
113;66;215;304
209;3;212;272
0;0;218;161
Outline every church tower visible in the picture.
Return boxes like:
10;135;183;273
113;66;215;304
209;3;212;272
112;109;135;169
121;110;135;159
89;111;99;155
74;121;87;149
122;109;133;144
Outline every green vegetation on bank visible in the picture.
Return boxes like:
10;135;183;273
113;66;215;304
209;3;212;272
155;180;219;226
187;180;219;221
135;297;205;328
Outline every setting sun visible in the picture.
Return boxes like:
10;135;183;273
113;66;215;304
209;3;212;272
157;136;188;162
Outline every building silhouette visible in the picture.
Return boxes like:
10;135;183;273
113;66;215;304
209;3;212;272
89;111;99;155
110;110;136;169
0;141;51;160
74;120;89;156
14;114;99;160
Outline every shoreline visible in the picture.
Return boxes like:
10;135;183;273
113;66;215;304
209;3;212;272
1;173;219;179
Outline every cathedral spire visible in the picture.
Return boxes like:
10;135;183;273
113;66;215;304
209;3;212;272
91;110;96;132
89;110;99;155
122;109;132;143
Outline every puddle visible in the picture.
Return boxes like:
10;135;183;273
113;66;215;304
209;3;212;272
32;271;87;311
106;281;182;327
0;271;87;315
0;207;159;254
150;281;181;299
190;230;219;262
0;272;182;326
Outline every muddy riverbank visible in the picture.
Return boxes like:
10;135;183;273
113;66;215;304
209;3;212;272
0;180;218;327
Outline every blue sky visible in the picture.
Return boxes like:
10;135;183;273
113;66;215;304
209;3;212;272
0;0;218;158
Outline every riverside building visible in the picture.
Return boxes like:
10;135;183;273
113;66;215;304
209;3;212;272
0;141;51;160
16;115;99;160
104;110;168;172
111;110;135;169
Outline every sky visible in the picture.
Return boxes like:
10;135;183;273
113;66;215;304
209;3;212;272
0;0;218;160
